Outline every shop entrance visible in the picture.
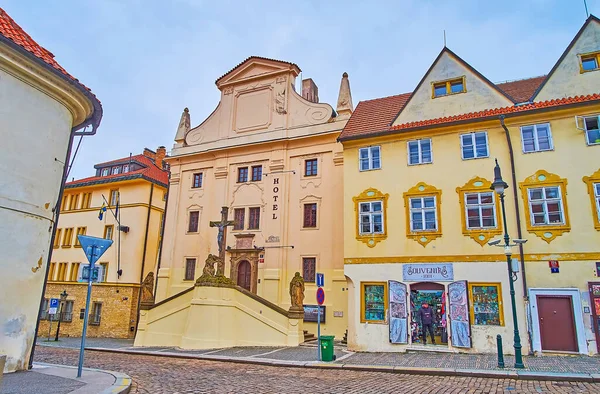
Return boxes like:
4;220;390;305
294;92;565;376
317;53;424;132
536;295;578;352
589;282;600;354
410;282;447;345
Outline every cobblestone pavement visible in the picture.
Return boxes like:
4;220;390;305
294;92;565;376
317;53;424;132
34;346;600;394
36;337;134;349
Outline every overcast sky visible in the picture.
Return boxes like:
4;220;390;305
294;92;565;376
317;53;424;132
3;0;598;180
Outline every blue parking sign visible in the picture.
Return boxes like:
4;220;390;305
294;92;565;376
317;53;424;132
316;273;324;288
49;298;59;315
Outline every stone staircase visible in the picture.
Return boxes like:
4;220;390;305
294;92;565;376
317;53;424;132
303;330;316;342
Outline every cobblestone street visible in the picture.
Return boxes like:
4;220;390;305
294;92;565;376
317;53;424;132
34;346;600;393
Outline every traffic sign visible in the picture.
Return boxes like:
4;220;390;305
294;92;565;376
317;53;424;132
78;235;113;265
316;288;325;305
316;273;324;288
49;298;59;315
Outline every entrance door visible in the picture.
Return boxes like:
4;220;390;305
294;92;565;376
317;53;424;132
237;260;251;291
588;283;600;353
537;295;578;352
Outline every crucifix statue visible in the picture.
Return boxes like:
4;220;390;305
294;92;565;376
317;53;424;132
209;206;236;276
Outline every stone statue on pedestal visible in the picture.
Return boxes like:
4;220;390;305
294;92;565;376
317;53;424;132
289;272;305;309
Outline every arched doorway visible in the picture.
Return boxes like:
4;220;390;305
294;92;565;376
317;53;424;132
237;260;252;291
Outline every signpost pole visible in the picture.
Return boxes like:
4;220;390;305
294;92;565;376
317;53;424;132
77;245;95;378
317;304;321;362
47;313;52;342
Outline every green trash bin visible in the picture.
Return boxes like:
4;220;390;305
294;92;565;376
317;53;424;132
320;335;336;362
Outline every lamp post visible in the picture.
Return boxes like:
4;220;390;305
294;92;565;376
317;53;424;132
490;159;525;369
54;289;68;341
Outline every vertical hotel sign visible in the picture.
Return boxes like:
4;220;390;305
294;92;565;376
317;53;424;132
272;177;280;220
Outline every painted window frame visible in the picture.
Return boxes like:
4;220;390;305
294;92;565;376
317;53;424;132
69;194;79;210
99;262;108;282
111;166;121;175
403;183;442;247
303;203;318;228
56;262;68;281
90;302;102;326
468;282;505;326
407;138;433;165
358;201;384;235
305;158;318;177
192;172;203;188
582;169;600;231
62;227;73;247
527;186;565;226
187;211;200;233
358;146;381;171
74;227;87;247
409;196;438;232
360;281;388;324
233;208;245;231
122;164;129;173
519;170;570;243
465;192;497;230
101;168;110;176
579;50;600;73
460;131;489;160
53;229;62;249
431;76;467;98
70;263;80;281
104;225;114;240
582;115;600;146
81;192;92;209
109;189;119;206
302;257;317;282
237;167;248;183
353;188;389;248
520;123;554;153
48;263;56;281
184;258;196;281
456;177;503;246
251;165;263;182
248;207;261;230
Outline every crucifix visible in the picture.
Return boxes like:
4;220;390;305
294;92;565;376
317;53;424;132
209;206;236;276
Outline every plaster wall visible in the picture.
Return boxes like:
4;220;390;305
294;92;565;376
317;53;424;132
0;68;73;372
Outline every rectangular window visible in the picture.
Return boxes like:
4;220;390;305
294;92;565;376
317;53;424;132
62;300;74;322
57;262;68;281
103;225;114;240
302;257;316;282
53;229;62;249
248;207;261;230
40;299;49;320
69;194;79;210
112;166;121;175
192;173;203;188
407;139;432;165
361;282;387;323
595;183;600;221
581;52;600;72
409;196;437;231
359;201;383;234
251;165;263;182
305;159;318;177
122;164;129;173
233;208;245;230
62;228;73;247
528;186;565;225
184;258;196;281
90;302;102;325
81;192;92;209
469;283;504;326
237;167;248;183
188;211;199;233
48;263;56;281
465;192;496;229
110;189;119;206
70;263;81;281
101;168;110;176
359;146;381;171
74;227;87;247
61;195;69;211
521;123;553;153
433;77;465;98
303;203;317;228
584;116;600;145
461;132;489;159
99;262;108;282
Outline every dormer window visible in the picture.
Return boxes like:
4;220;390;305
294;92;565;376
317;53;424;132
122;164;129;173
580;51;600;72
101;168;109;176
112;166;121;175
432;77;466;98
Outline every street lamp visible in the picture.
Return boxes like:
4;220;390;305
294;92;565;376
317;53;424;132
488;159;525;369
54;289;68;341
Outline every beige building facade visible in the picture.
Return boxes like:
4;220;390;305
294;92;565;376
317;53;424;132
153;57;352;339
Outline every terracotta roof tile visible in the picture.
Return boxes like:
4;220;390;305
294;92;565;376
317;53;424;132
496;76;546;103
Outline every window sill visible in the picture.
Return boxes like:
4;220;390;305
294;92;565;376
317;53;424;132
433;90;466;99
74;245;82;248
301;226;319;231
359;167;382;172
356;233;387;248
62;245;72;249
407;231;442;247
463;228;502;246
461;155;490;161
580;68;599;74
527;224;571;243
407;161;432;166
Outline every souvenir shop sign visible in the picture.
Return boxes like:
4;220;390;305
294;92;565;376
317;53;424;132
403;263;454;282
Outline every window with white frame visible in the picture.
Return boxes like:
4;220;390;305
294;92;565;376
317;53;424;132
409;196;437;231
359;201;383;234
407;139;432;165
112;166;121;175
465;192;496;229
528;186;565;225
359;146;381;171
583;116;600;145
594;183;600;221
521;123;553;153
461;132;488;159
101;168;109;176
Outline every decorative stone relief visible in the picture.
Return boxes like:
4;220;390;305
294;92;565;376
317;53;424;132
223;86;234;95
275;89;286;114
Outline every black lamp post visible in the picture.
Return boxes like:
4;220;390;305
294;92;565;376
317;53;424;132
490;159;525;369
54;289;68;341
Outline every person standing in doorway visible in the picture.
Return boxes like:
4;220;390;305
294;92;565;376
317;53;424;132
418;302;436;345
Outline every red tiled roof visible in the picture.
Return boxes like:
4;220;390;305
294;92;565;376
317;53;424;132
496;76;546;103
67;154;168;188
215;56;301;85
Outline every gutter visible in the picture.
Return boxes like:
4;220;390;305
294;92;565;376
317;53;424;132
135;183;154;334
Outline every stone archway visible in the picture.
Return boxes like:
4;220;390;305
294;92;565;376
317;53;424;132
230;252;259;294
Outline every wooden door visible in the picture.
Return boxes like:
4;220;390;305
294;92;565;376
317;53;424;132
537;295;578;352
448;280;471;348
237;260;251;291
389;281;408;344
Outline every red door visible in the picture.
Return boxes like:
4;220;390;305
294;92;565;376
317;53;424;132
237;261;251;291
537;295;578;352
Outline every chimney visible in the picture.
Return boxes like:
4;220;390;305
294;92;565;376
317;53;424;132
156;146;166;169
143;148;155;159
302;78;319;103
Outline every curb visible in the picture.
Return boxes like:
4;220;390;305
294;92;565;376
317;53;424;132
83;347;597;383
35;362;132;393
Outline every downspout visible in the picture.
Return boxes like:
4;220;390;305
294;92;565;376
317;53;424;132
135;183;154;334
499;114;532;354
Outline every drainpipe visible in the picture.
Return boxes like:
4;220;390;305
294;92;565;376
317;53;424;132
499;115;533;354
135;183;154;334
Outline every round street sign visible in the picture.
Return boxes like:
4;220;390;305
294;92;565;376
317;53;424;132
316;287;325;305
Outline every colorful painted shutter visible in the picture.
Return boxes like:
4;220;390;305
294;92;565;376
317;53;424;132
448;280;471;348
389;281;408;344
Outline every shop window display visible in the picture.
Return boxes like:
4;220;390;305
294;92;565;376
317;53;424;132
469;283;504;326
362;283;387;322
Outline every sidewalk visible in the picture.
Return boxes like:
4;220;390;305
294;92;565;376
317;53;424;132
1;362;131;394
37;338;600;382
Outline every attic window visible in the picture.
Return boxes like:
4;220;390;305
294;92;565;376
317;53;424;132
432;77;466;98
580;52;600;72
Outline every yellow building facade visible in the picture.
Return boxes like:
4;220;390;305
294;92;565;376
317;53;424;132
340;16;600;355
152;57;351;339
38;148;168;339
